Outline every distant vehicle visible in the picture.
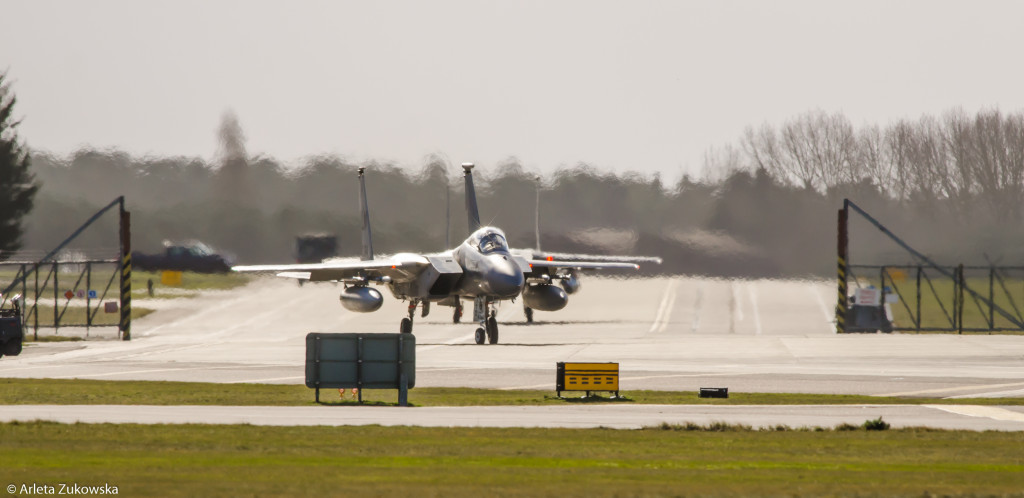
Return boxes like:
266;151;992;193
0;295;23;358
133;241;233;273
296;234;338;264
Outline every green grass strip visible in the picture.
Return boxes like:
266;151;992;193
2;379;1022;406
1;422;1023;496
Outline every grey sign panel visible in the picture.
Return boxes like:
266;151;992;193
305;333;415;390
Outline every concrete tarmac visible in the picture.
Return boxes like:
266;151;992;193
3;404;1024;431
3;276;1024;430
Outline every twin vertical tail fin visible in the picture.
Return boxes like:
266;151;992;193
358;167;374;261
534;175;542;251
463;163;481;233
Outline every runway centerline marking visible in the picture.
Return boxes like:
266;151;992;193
691;281;704;333
746;282;763;336
730;280;743;334
649;279;677;333
809;285;835;334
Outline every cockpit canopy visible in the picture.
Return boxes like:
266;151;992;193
469;228;510;255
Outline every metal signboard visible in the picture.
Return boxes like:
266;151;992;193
305;332;415;405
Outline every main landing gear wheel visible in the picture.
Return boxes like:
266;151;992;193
474;328;486;345
486;316;499;344
400;317;412;334
453;303;463;323
524;306;534;323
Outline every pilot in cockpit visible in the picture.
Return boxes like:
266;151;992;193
474;230;509;254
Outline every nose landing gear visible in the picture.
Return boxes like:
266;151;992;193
471;297;501;345
399;300;419;334
486;312;499;344
474;312;499;344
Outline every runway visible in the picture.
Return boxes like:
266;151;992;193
3;276;1024;430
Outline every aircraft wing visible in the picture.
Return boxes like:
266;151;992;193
232;254;430;282
531;251;662;265
511;248;658;273
525;259;640;272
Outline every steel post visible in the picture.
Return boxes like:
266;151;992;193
836;205;848;333
86;262;92;330
915;266;922;332
33;264;38;340
53;262;58;332
957;264;965;334
119;206;131;341
989;266;995;331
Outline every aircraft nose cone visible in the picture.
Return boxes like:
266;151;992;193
486;255;524;298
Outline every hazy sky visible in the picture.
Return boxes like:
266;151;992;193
3;0;1023;180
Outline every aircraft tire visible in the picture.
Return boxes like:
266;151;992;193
400;318;413;334
486;317;498;344
524;307;533;323
474;328;486;345
453;308;461;324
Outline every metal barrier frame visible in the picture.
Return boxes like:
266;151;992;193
838;198;1024;334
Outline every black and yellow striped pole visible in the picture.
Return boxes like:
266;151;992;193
120;203;131;341
835;203;849;333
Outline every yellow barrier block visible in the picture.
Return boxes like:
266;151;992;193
161;270;183;286
557;362;619;396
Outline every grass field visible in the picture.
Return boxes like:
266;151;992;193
131;270;251;293
19;305;154;329
855;273;1024;333
2;379;1023;407
2;421;1023;496
1;269;244;329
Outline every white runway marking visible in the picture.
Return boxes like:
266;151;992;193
926;405;1024;424
691;281;704;333
137;295;246;336
746;283;763;335
53;366;220;379
730;280;744;334
225;376;304;384
499;383;553;390
880;381;1024;397
206;293;309;339
810;285;836;334
417;333;476;352
946;388;1024;399
649;279;677;333
622;372;746;382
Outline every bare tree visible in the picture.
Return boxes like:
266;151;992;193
855;124;894;196
700;144;746;184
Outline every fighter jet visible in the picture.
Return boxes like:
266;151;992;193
233;163;647;345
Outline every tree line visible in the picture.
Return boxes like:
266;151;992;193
8;107;1024;278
